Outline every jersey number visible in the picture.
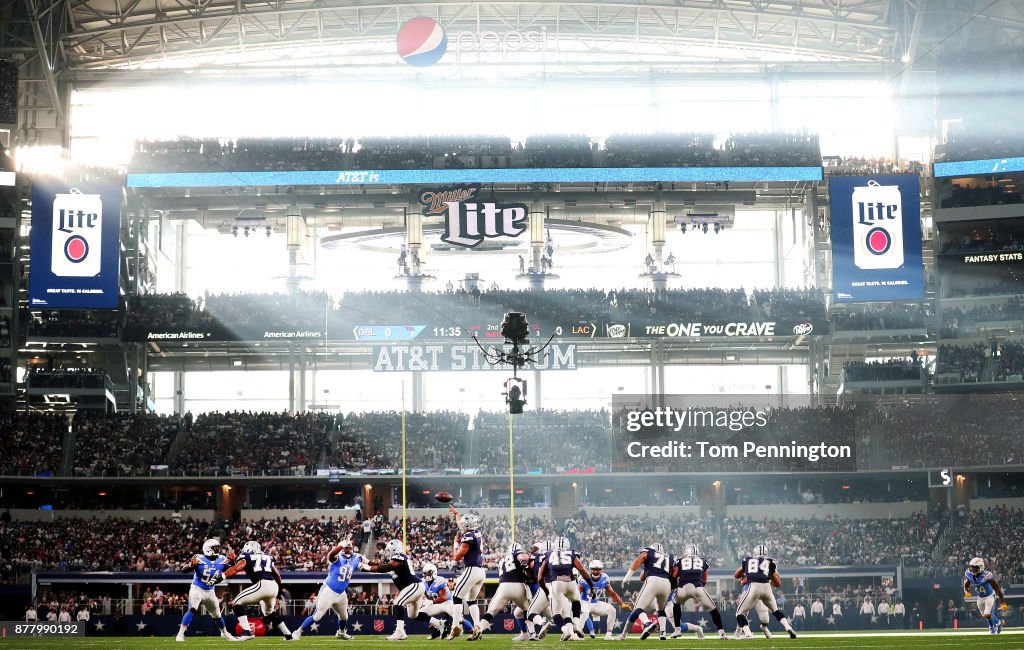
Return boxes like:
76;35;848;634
337;564;353;582
550;551;574;567
651;553;670;571
678;557;703;571
746;558;770;575
252;554;274;573
200;565;219;586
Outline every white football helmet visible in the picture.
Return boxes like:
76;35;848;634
340;539;355;556
649;543;665;555
969;557;985;574
684;544;701;557
533;540;549;554
508;543;524;556
753;544;769;558
202;539;222;558
422;562;438;581
241;541;261;554
589;559;604;574
384;539;405;556
554;537;571;551
459;513;481;531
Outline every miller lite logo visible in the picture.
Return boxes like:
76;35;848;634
419;184;528;249
51;188;102;277
852;180;903;270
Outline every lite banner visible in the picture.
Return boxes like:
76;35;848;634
29;183;121;309
829;174;924;302
372;343;578;371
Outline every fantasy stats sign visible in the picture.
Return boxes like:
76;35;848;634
830;174;924;302
29;184;121;309
419;185;528;248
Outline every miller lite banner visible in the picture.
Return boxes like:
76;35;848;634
419;184;528;248
29;183;121;309
829;174;923;302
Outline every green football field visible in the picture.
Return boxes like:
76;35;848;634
0;630;1022;650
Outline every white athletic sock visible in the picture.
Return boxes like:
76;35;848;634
237;615;250;632
469;603;481;627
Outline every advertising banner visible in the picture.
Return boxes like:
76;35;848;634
371;343;578;371
830;174;924;302
29;183;121;309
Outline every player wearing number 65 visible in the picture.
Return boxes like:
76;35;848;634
734;544;798;640
175;539;236;642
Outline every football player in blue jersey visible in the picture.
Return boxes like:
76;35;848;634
472;543;533;640
222;540;293;640
617;542;672;640
418;563;459;640
964;557;1008;634
447;506;486;639
734;544;796;640
175;538;236;642
670;544;726;639
578;559;630;639
292;539;370;641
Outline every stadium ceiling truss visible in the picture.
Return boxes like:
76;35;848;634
3;0;1024;77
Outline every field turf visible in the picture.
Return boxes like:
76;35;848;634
1;630;1022;650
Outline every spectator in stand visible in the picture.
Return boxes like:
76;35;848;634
72;413;181;477
0;413;67;476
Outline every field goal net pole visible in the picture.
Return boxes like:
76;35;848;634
509;412;515;545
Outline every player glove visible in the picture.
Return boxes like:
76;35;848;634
1000;603;1009;611
620;603;632;610
964;591;971;599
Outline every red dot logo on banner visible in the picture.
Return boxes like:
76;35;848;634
865;227;892;255
64;235;90;263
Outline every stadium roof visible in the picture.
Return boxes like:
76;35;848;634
4;0;1024;79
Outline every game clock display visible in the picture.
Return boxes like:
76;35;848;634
0;621;86;637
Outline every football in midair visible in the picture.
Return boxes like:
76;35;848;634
435;491;453;503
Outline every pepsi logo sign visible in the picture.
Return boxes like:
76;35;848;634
396;17;447;67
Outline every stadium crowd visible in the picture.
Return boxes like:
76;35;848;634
324;410;469;472
725;513;940;566
28;311;119;339
943;507;1024;584
843;359;923;383
0;412;66;476
172;411;332;475
71;413;181;477
831;304;930;331
936;343;987;382
128;132;822;173
475;409;612;474
940;299;1024;338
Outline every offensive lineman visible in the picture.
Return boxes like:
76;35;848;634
292;539;370;640
471;543;533;640
447;506;486;639
964;557;1009;634
670;544;726;640
617;543;673;640
734;544;797;640
579;559;631;639
525;540;554;640
368;539;447;641
175;538;236;642
222;540;294;640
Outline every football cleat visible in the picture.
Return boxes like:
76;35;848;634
762;627;772;639
640;621;658;640
718;630;728;640
512;632;530;642
175;633;185;642
386;629;408;641
787;628;797;639
337;631;354;640
604;632;616;640
695;627;705;640
669;630;683;639
469;626;483;641
447;623;462;639
659;633;667;640
536;621;551;639
235;630;255;642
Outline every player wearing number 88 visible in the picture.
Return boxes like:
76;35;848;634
176;539;236;642
292;539;371;641
222;540;294;640
670;544;727;639
617;542;673;640
734;544;797;640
